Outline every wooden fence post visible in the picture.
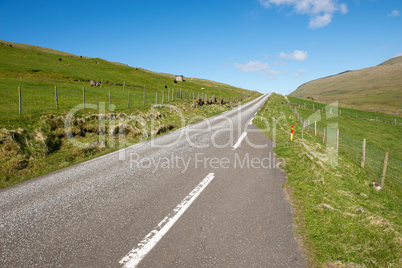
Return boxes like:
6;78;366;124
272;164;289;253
123;82;125;91
109;91;111;110
143;85;145;107
314;121;317;136
18;86;22;115
361;139;366;168
55;86;58;109
128;91;130;108
156;92;157;105
380;152;389;188
336;129;340;150
162;90;164;104
323;127;326;144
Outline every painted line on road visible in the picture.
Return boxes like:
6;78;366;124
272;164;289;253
248;118;253;125
233;131;247;150
119;172;216;268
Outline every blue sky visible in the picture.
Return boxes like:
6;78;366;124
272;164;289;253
0;0;401;94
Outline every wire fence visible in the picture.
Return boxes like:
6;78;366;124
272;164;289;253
287;96;401;124
286;98;401;195
0;85;241;117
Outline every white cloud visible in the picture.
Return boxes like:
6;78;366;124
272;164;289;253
262;69;289;75
259;0;348;28
279;50;308;61
234;61;270;72
339;3;348;14
389;10;400;17
395;52;402;57
309;13;332;28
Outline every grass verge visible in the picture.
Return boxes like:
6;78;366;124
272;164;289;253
254;93;401;267
0;97;257;188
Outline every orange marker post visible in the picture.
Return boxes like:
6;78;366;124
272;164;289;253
291;126;294;141
261;113;263;121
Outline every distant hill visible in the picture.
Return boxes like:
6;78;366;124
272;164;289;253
290;56;402;115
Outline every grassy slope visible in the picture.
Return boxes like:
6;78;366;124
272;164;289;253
0;102;242;188
290;56;402;115
254;94;401;267
0;40;260;187
287;96;402;160
0;40;252;117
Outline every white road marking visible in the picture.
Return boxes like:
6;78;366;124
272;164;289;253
248;119;253;125
119;173;216;268
233;131;247;150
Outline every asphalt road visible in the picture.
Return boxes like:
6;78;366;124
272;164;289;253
0;94;306;267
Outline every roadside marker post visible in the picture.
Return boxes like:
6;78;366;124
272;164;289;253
291;126;294;141
261;113;263;121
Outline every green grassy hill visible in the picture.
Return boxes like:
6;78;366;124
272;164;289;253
290;56;402;115
0;40;259;188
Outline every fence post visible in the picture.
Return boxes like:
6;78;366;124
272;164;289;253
323;127;326;144
123;82;125;91
18;86;22;115
55;86;58;109
156;92;157;105
314;121;317;136
128;91;130;108
336;129;339;150
143;85;145;107
83;87;85;109
361;139;366;168
380;152;389;188
162;90;164;104
109;91;111;110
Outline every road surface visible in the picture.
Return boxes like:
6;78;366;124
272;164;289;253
0;94;306;267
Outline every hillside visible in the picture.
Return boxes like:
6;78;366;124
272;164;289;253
0;40;259;188
290;56;402;115
0;40;252;117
